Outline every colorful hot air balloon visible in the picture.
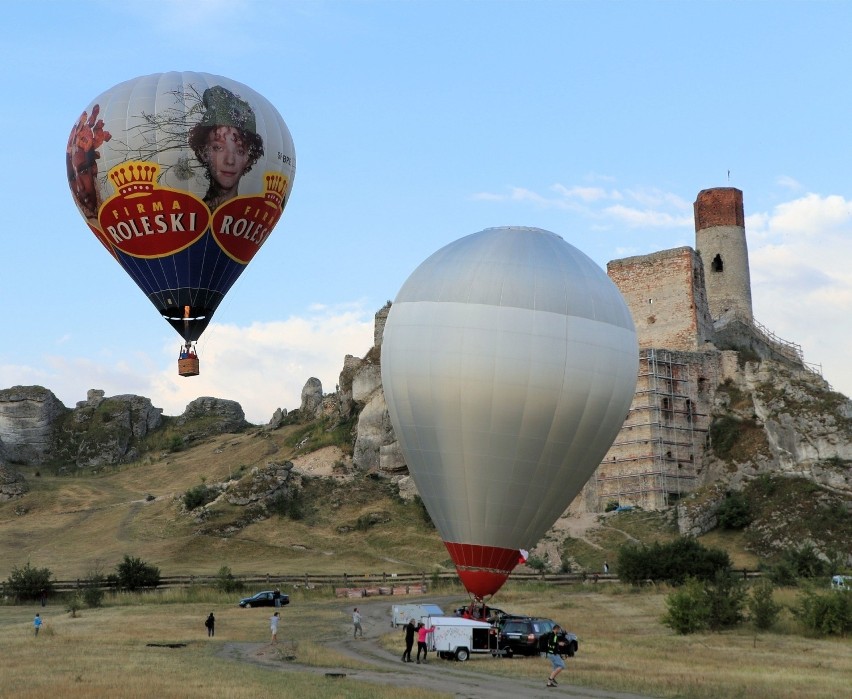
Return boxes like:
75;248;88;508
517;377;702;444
66;72;296;376
381;227;638;600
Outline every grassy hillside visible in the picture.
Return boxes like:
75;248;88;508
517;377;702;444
0;423;447;581
2;415;848;584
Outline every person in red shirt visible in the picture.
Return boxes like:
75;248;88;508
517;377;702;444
416;622;435;664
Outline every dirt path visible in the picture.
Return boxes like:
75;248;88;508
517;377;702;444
217;597;659;699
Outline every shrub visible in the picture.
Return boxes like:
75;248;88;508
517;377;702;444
704;570;747;630
267;489;306;520
792;588;852;636
716;491;753;529
663;578;709;634
183;484;218;510
82;563;107;608
526;556;549;573
5;561;54;602
748;579;782;630
617;537;731;586
115;555;160;591
215;565;243;593
782;543;829;580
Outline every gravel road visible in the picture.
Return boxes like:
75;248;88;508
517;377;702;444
218;596;659;699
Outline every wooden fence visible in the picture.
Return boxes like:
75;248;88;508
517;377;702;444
35;569;759;595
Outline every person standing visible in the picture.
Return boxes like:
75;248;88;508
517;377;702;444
352;608;363;638
273;588;282;608
603;561;609;575
270;611;280;643
416;621;435;664
545;624;567;688
33;613;42;637
402;619;416;662
205;612;216;637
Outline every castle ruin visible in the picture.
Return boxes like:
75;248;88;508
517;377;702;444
582;187;815;512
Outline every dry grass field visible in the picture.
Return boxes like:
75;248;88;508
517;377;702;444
1;583;849;699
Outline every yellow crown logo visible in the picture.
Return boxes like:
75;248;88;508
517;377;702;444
264;172;288;207
108;161;160;196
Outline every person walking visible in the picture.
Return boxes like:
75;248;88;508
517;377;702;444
205;612;216;637
416;621;435;664
402;619;416;662
352;608;363;638
270;611;280;643
33;613;42;637
545;624;567;688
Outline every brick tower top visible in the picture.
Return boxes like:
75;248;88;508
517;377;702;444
694;187;744;231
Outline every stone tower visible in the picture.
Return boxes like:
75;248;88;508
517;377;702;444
694;187;753;322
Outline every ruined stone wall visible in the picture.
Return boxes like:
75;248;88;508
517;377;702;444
578;349;722;512
607;247;715;351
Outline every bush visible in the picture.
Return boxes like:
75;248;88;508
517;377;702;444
81;563;107;608
766;559;800;587
716;491;753;530
115;555;161;591
267;489;306;520
663;578;709;634
704;570;747;630
215;565;243;593
782;544;829;580
748;579;782;630
5;561;54;602
792;588;852;636
183;484;218;510
617;537;731;586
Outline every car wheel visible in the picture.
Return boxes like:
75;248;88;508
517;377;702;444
455;648;470;662
504;647;513;658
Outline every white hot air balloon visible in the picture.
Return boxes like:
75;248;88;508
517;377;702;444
381;227;638;599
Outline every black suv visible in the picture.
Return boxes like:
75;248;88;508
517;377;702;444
497;616;578;658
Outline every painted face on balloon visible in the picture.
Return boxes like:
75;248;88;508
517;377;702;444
204;126;251;193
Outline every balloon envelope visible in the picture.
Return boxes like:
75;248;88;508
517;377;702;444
67;72;296;342
381;227;638;597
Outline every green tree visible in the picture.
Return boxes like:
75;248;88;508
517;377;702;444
617;537;731;586
662;578;709;634
5;560;54;602
748;579;782;630
792;588;852;637
704;569;747;630
115;555;161;591
716;491;752;530
215;565;243;593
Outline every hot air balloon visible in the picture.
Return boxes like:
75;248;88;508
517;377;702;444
66;72;296;376
381;227;638;601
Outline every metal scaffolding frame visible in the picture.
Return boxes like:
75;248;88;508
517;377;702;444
594;349;708;510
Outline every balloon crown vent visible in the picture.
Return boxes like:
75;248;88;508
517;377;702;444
109;161;159;195
264;172;287;206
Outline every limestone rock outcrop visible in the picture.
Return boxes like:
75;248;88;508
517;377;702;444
0;463;28;501
0;386;67;465
178;397;247;433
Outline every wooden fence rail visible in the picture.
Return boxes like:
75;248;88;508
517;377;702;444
10;569;759;595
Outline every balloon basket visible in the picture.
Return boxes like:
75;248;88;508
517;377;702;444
178;357;200;377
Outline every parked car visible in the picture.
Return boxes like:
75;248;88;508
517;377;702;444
238;591;290;608
496;615;578;658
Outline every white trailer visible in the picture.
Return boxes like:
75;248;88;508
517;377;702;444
390;603;445;628
426;615;495;661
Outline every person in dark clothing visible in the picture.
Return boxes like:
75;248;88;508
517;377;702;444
205;612;216;637
402;619;416;662
545;624;567;687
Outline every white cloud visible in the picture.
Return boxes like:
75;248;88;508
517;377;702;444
748;193;852;398
6;306;375;425
775;175;802;191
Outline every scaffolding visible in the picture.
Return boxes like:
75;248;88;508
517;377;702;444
593;349;709;511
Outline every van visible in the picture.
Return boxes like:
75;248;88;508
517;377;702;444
390;603;445;627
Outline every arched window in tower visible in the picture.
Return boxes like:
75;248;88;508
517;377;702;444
712;254;724;272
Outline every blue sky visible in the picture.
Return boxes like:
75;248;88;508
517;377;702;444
3;0;852;423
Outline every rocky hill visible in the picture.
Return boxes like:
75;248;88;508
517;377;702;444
1;303;851;572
